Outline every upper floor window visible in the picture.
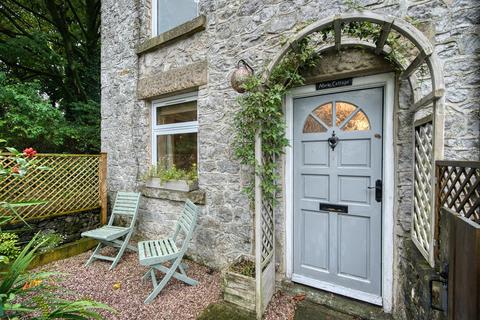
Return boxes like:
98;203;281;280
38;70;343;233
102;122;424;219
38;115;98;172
152;0;199;35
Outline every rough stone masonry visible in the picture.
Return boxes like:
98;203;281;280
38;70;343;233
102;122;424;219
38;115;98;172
101;0;479;318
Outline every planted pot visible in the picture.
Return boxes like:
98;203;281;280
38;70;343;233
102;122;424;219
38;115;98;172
145;178;198;192
222;254;256;312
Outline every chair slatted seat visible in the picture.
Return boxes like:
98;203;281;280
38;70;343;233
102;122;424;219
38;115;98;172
82;191;140;270
138;199;199;304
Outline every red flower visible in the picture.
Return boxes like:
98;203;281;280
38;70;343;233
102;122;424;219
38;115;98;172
11;166;19;174
23;148;37;158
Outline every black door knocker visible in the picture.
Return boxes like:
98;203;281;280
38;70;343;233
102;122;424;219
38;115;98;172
328;131;339;151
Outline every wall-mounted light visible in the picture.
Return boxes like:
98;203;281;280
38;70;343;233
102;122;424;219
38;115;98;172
230;59;254;93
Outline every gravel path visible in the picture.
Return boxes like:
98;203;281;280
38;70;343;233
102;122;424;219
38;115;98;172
41;250;222;320
264;291;298;320
40;249;300;320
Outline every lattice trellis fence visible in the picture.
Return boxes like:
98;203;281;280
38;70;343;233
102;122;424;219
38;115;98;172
254;135;276;319
412;117;435;266
0;153;107;224
437;161;480;224
260;201;274;270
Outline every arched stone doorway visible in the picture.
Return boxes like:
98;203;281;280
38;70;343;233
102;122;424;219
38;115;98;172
253;11;445;318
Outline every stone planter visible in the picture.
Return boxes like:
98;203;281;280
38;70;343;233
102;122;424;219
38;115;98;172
145;177;198;192
222;255;256;312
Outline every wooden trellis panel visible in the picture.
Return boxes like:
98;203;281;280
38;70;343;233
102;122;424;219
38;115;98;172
254;134;275;319
437;161;480;224
0;153;107;223
412;117;435;266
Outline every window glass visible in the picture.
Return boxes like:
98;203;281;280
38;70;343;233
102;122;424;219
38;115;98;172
156;101;197;125
335;102;356;126
156;133;197;170
313;103;333;127
303;115;327;133
341;111;370;131
158;0;198;34
302;101;371;133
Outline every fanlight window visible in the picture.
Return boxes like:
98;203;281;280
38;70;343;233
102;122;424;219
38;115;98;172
302;102;370;133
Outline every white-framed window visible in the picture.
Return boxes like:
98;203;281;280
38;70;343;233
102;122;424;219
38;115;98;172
151;92;198;171
151;0;199;36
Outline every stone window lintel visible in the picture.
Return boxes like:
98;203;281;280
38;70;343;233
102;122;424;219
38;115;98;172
137;15;206;55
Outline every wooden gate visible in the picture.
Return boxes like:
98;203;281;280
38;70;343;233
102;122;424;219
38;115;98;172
436;161;480;319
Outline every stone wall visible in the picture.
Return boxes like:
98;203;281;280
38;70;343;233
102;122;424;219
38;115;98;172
6;210;100;245
401;206;456;320
101;0;480;317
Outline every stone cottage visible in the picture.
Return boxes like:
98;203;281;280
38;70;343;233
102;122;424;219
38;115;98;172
101;0;479;318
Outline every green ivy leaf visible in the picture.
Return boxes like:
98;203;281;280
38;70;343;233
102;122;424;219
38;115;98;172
5;147;20;155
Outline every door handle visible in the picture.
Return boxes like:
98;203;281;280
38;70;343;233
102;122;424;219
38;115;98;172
368;179;382;202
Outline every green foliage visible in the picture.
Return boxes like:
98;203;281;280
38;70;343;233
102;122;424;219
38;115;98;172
233;38;320;206
0;232;20;263
0;234;113;319
143;163;198;182
234;18;412;208
339;5;414;71
0;142;49;226
0;0;100;105
0;74;100;153
30;232;64;254
230;258;255;278
342;21;382;42
0;0;101;153
0;143;111;319
0;74;68;152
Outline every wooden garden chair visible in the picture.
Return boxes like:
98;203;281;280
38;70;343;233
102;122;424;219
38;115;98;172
81;191;140;270
138;199;199;304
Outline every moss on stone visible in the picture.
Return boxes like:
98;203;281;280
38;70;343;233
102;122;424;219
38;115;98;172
197;302;255;320
30;238;97;269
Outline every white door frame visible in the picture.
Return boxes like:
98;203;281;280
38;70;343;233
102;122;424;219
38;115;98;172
284;73;395;313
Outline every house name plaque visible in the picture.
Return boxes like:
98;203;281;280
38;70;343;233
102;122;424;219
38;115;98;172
316;78;353;90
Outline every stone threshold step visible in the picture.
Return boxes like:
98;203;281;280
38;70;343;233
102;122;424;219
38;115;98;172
281;280;393;320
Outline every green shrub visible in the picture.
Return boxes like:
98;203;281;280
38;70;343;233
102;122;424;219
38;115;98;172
31;232;63;253
0;232;20;263
143;163;198;182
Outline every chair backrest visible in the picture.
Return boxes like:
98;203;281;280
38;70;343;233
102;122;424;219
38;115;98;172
173;200;198;251
108;192;141;227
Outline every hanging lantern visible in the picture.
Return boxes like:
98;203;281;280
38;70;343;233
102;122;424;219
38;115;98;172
230;59;254;93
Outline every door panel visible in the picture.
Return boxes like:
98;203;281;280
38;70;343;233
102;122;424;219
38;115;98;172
338;176;371;204
293;87;383;298
337;214;370;279
304;175;329;200
338;139;371;167
303;141;329;165
302;210;330;271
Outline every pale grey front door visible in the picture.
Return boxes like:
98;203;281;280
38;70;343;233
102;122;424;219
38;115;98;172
293;87;383;298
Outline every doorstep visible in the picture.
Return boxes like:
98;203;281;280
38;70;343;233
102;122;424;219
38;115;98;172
295;300;360;320
281;280;393;320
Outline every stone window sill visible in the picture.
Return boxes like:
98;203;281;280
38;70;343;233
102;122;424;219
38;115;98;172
140;185;205;205
136;15;206;55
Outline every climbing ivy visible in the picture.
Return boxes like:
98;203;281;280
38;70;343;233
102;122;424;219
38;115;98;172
234;18;416;208
233;38;320;207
